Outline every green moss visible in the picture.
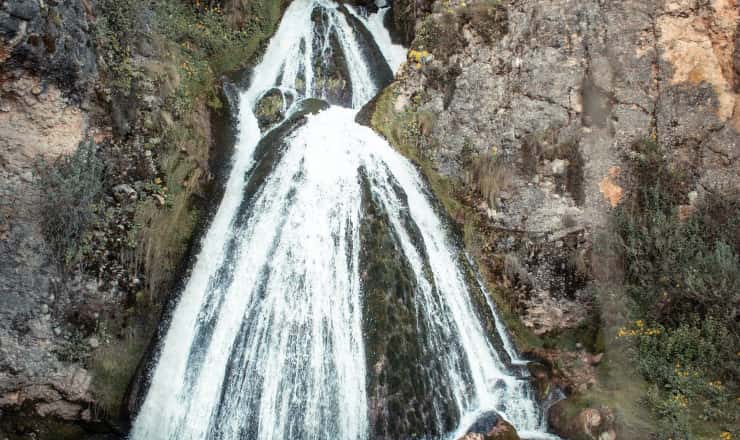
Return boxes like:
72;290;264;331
369;85;464;217
88;331;149;416
360;174;458;438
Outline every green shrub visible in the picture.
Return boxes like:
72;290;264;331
154;0;278;114
613;139;740;437
36;142;104;268
95;0;144;92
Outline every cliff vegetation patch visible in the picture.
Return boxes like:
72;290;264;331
612;139;740;438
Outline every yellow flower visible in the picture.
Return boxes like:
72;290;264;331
636;320;644;328
720;432;731;440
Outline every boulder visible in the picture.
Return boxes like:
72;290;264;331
458;411;520;440
254;88;287;132
0;0;97;98
548;400;616;440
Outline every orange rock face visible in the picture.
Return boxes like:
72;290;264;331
599;166;623;208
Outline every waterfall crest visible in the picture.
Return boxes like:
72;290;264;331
130;0;555;438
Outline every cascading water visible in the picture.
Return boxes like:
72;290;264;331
130;0;556;439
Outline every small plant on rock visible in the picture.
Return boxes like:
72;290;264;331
35;141;104;268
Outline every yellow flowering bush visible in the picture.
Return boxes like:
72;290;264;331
408;49;431;63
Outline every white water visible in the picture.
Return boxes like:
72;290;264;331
346;2;406;74
130;0;553;438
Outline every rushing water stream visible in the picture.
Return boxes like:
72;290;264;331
130;0;555;438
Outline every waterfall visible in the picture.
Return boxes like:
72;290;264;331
130;0;555;439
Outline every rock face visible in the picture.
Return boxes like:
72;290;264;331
0;0;97;98
382;0;739;335
0;68;96;428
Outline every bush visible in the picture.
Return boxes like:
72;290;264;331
36;142;104;268
616;141;740;327
613;139;740;436
463;150;512;208
154;0;277;114
95;0;144;92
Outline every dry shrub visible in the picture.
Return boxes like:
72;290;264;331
465;152;512;207
458;0;507;43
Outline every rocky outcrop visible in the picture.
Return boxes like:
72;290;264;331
0;69;95;429
1;0;287;436
373;0;739;337
367;0;738;436
548;403;617;440
0;0;97;98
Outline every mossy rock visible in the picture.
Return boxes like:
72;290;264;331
311;7;353;106
527;361;552;402
254;88;286;132
359;172;459;438
294;97;330;116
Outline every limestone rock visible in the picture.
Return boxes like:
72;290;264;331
375;0;740;337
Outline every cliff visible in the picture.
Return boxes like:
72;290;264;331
365;0;738;438
0;0;284;437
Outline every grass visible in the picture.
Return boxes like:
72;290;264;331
88;327;149;416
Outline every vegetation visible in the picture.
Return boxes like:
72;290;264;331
27;0;287;424
154;0;281;114
414;0;506;61
35;141;104;268
612;139;739;438
95;0;144;92
88;326;148;416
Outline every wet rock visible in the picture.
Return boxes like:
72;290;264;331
458;411;520;440
311;7;354;106
35;400;83;421
254;88;286;132
527;362;551;401
360;175;459;438
294;97;330;116
338;5;394;89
